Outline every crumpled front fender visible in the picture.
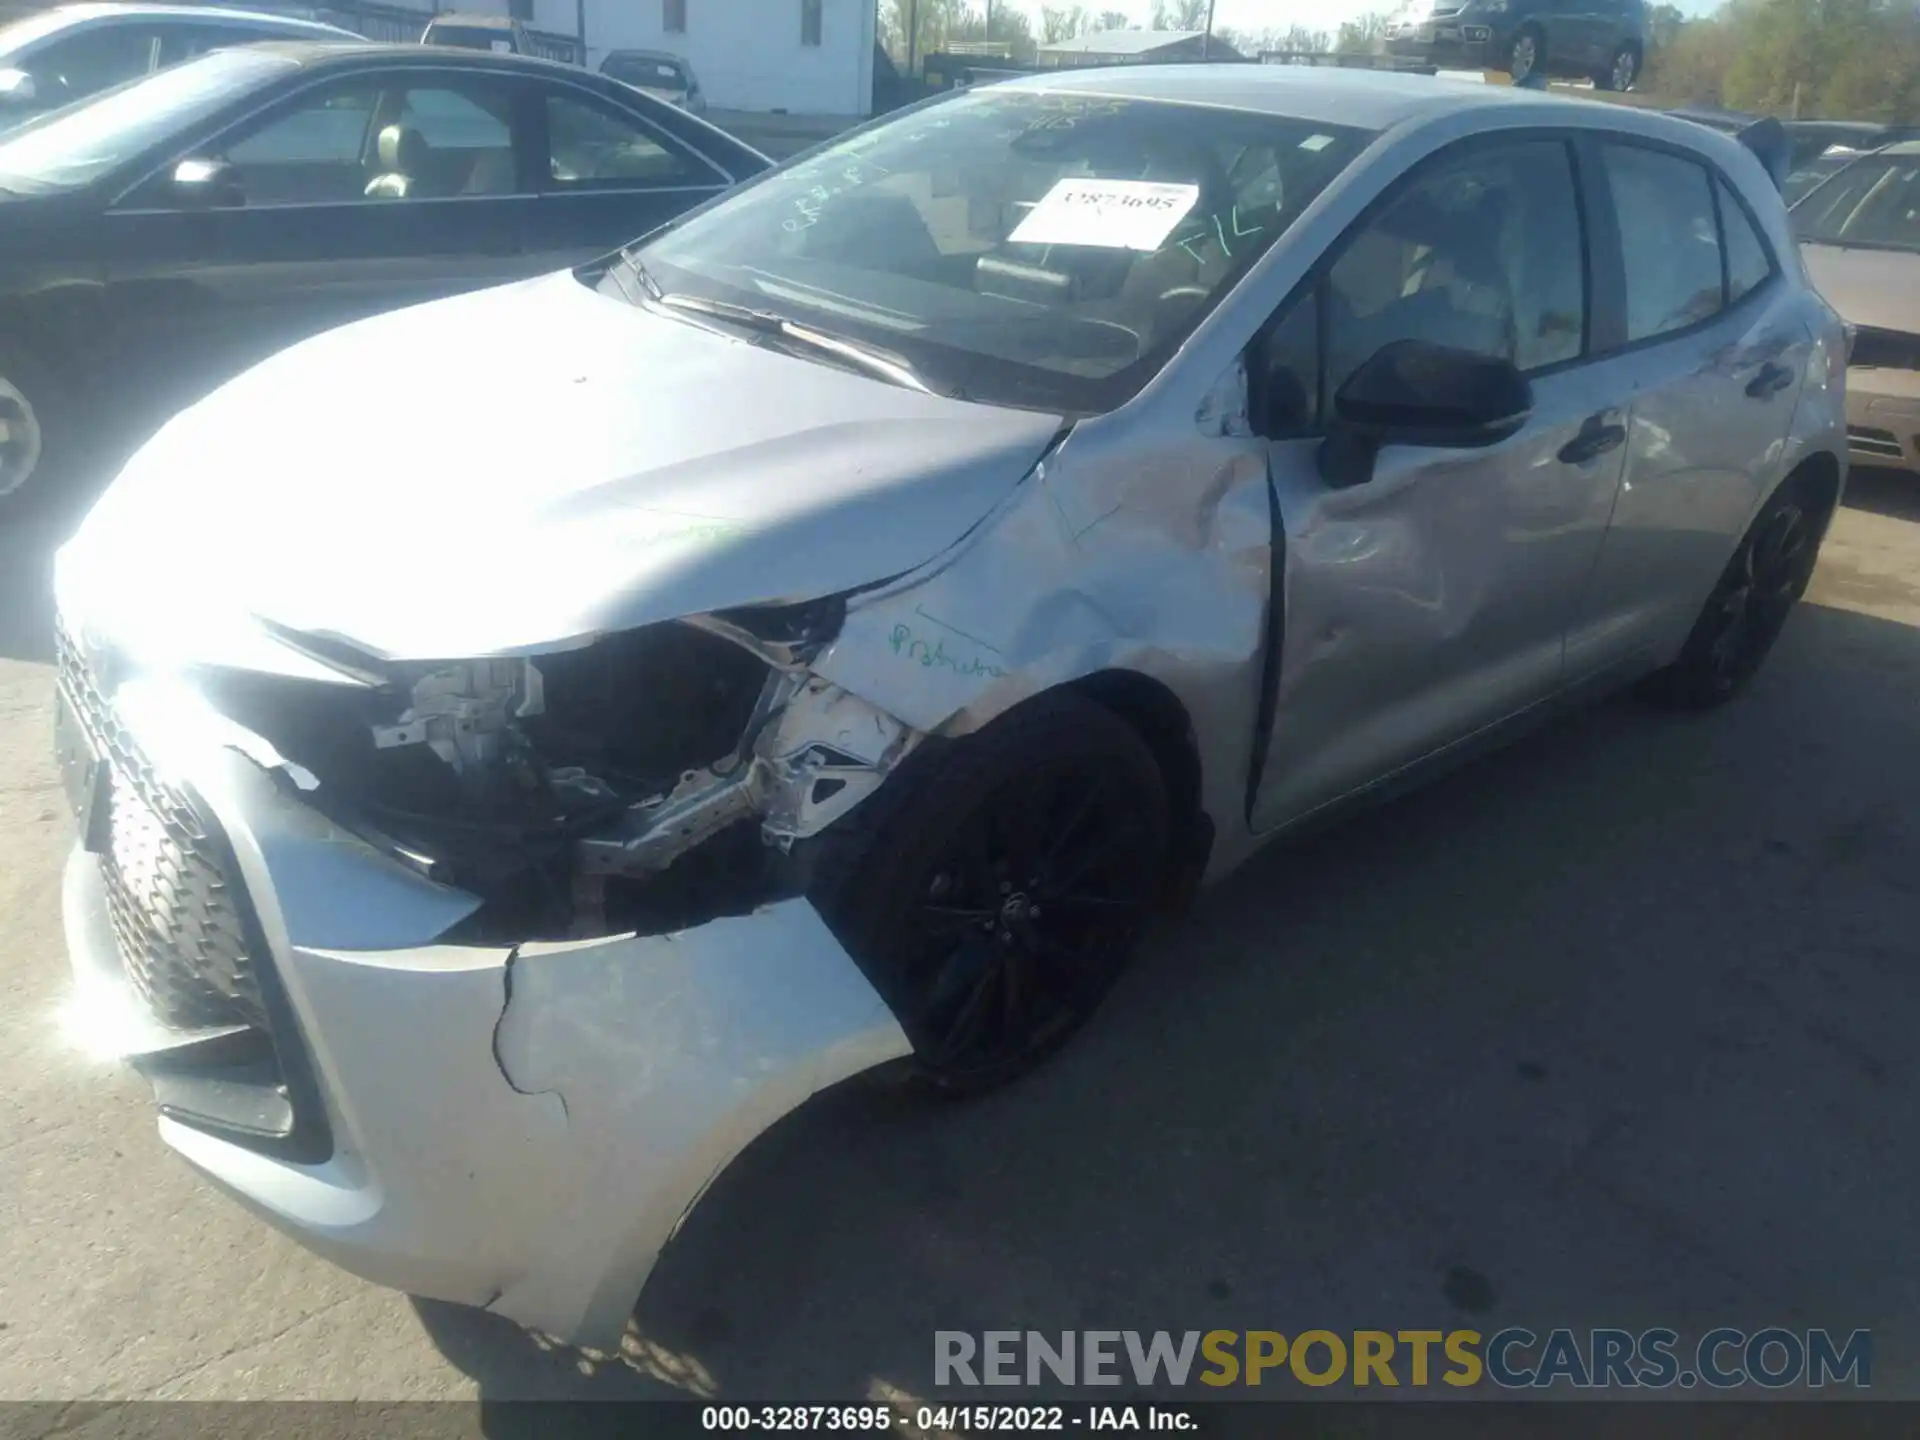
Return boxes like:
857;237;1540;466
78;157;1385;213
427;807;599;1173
65;677;912;1348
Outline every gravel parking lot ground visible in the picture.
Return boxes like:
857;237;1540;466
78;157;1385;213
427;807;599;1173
1;469;1918;1408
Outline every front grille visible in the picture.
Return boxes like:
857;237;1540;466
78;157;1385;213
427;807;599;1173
1847;425;1907;459
1848;326;1920;371
56;623;265;1031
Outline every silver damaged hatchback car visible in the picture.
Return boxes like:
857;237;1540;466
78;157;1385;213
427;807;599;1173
53;66;1848;1344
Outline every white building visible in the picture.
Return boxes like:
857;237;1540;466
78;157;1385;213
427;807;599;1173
455;0;876;116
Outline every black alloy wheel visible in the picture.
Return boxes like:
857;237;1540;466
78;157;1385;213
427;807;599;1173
1644;482;1824;708
813;693;1170;1096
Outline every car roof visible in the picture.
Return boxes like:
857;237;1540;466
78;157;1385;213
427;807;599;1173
36;1;353;29
235;38;591;78
989;62;1715;140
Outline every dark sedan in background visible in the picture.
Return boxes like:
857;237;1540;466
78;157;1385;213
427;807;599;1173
0;1;357;131
0;40;770;510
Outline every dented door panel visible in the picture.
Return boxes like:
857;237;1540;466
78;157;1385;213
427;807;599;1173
1251;353;1637;833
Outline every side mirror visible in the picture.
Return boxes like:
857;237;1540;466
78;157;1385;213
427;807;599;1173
0;69;37;105
170;157;245;209
1320;339;1532;488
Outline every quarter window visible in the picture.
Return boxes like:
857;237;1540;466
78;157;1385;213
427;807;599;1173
1599;143;1723;342
545;93;710;187
1718;177;1774;304
1322;138;1586;399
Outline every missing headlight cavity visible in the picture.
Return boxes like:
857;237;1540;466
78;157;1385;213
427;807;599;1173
209;611;921;944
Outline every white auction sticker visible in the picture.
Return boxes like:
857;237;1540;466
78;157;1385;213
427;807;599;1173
1008;178;1202;251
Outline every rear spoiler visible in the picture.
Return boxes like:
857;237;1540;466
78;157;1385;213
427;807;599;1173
1667;107;1791;191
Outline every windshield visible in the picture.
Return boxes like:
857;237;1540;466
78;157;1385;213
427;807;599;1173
0;48;294;193
1792;153;1920;252
626;89;1373;414
607;56;688;88
0;9;75;61
1784;150;1859;206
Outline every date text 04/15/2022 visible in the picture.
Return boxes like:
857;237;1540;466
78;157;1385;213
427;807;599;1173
699;1404;1197;1431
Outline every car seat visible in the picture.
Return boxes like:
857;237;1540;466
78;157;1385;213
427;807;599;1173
365;124;428;198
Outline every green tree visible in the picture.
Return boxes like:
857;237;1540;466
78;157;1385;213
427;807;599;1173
1335;10;1389;52
1095;8;1131;29
1151;0;1211;31
950;0;1039;59
1718;0;1920;121
880;0;967;66
1040;3;1090;42
1647;2;1686;50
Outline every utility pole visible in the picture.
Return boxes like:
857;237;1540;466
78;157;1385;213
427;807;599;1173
1202;0;1216;58
907;0;920;73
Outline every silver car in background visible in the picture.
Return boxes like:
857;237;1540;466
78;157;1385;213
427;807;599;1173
0;1;357;129
53;67;1846;1345
1793;140;1920;475
600;48;705;115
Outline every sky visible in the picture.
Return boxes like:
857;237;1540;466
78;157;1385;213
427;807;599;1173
990;0;1723;41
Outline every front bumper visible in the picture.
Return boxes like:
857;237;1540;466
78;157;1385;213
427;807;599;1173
1383;25;1502;67
1844;366;1920;474
58;668;911;1346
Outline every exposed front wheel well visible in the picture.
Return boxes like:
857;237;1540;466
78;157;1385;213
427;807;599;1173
1064;669;1212;909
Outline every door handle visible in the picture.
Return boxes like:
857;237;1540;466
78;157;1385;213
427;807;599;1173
1745;361;1795;399
1556;414;1627;465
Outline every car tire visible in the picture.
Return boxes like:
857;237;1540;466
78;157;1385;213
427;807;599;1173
1639;478;1825;710
805;691;1170;1097
1595;43;1640;91
0;339;66;518
1506;26;1544;83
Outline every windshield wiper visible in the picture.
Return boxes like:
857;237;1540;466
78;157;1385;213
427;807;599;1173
648;288;938;396
609;245;664;303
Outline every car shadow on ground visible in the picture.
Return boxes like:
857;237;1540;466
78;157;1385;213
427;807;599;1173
0;474;117;665
417;594;1920;1413
1842;465;1920;524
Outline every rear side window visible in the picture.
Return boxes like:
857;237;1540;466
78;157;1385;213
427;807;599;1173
1718;177;1774;304
1599;143;1722;342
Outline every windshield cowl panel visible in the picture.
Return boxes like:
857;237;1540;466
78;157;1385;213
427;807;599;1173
630;90;1373;415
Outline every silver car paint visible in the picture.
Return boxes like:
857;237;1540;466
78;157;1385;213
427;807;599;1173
62;672;909;1345
822;98;1844;873
59;271;1064;670
55;74;1847;1343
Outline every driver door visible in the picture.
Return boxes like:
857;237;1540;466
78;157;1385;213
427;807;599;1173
1249;136;1636;833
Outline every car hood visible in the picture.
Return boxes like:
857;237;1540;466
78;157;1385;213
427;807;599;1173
57;270;1064;677
1800;242;1920;335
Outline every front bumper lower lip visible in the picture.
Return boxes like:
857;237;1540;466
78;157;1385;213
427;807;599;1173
1844;368;1920;474
59;674;913;1346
